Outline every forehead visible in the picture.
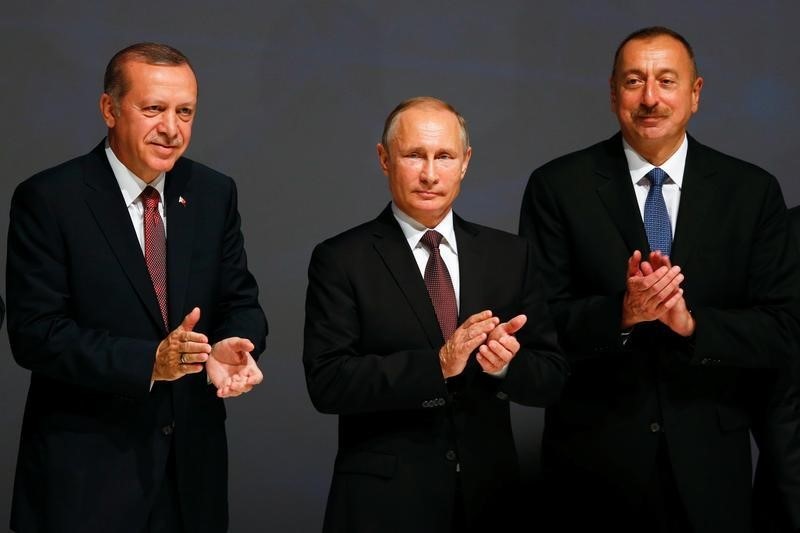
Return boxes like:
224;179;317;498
393;106;461;144
617;35;693;72
121;60;197;98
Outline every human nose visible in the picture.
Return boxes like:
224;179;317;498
642;79;658;108
158;112;179;138
420;157;438;184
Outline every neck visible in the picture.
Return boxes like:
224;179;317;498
627;134;684;167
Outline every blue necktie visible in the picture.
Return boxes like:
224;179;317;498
644;167;672;256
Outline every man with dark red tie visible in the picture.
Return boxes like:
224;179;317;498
6;43;267;533
303;96;567;532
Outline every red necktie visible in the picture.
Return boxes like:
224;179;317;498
141;186;168;329
420;230;458;341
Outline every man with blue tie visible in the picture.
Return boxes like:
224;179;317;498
519;26;800;533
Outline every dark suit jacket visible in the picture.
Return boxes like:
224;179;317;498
303;205;568;533
751;206;800;532
6;142;267;533
1;295;4;328
519;133;800;533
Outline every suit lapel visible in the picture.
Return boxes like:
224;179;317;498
371;206;444;348
164;159;196;329
595;134;650;254
669;136;718;266
81;142;166;333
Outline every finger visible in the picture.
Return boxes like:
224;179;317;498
180;351;209;365
179;307;201;332
181;362;205;374
651;271;684;299
226;337;255;353
661;288;685;311
476;352;503;372
627;250;643;278
643;265;680;293
462;332;488;354
467;317;500;338
497;335;521;357
486;339;513;362
499;314;527;336
245;363;264;385
180;330;210;344
478;343;507;367
461;310;493;328
182;341;212;355
640;260;654;276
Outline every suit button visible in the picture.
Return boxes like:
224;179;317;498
649;422;661;433
700;358;711;365
162;422;174;436
445;450;457;461
496;391;509;401
436;398;446;406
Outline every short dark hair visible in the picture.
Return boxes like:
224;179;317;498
104;42;193;107
381;96;469;153
611;26;698;79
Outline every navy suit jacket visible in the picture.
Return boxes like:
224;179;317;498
520;133;800;533
6;142;267;533
304;205;567;532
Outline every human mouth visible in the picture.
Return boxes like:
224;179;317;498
414;191;439;199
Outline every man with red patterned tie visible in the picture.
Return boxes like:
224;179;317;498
303;96;567;532
6;42;267;533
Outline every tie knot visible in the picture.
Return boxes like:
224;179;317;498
141;186;161;209
646;167;668;187
420;230;444;251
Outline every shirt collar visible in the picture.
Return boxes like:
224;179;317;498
623;133;688;188
105;140;166;208
391;203;458;255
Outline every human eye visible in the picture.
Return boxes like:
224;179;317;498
177;107;194;121
624;76;643;87
141;105;162;116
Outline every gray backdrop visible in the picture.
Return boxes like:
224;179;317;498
2;1;798;531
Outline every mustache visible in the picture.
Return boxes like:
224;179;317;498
146;133;183;147
633;106;670;119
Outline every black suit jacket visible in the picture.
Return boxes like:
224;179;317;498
519;133;800;533
6;142;267;533
751;206;800;533
303;206;567;533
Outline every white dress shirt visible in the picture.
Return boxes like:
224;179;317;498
623;134;689;237
392;204;460;310
105;142;167;253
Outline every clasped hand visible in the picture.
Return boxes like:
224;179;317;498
152;307;263;397
439;310;527;379
622;250;695;336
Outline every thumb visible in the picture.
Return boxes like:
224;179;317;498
181;307;201;332
501;314;528;336
231;337;255;353
627;250;643;278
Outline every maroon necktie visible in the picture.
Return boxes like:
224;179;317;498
420;230;458;341
141;186;168;329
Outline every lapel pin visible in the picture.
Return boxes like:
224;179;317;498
178;196;187;206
